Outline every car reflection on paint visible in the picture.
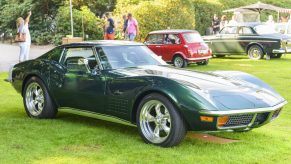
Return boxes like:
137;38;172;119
9;40;287;147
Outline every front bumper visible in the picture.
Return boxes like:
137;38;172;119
199;101;287;131
186;56;212;62
272;48;291;54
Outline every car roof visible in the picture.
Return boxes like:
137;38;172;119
149;29;198;34
62;40;144;47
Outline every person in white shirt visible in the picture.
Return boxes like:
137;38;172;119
7;11;32;82
228;15;238;26
16;11;32;62
266;15;275;24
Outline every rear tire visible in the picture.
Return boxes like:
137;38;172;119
248;45;264;60
197;59;209;65
173;56;187;68
136;93;186;147
23;76;57;119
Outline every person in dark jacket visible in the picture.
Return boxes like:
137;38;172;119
212;14;220;34
104;12;115;40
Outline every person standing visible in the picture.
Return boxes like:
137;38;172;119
16;11;31;62
126;13;139;41
228;15;238;26
212;14;220;34
104;12;115;40
220;15;228;30
122;14;128;40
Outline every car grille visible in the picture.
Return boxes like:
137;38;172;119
223;114;254;127
272;109;281;120
253;112;270;126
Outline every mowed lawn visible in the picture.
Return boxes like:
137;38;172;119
1;56;291;164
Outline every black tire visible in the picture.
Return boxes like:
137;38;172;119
136;93;186;147
23;76;57;119
271;54;283;58
215;55;225;58
173;56;187;68
197;59;209;65
248;45;264;60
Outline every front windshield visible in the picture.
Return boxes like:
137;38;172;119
97;45;167;69
254;25;279;34
183;33;204;43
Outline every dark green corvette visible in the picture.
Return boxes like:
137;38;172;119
203;23;291;59
10;41;287;147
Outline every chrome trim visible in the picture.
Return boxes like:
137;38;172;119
199;101;287;115
272;48;291;53
186;56;212;61
59;107;136;127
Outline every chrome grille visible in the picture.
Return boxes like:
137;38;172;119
223;114;254;127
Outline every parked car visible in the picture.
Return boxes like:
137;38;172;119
274;23;291;37
144;30;212;68
9;41;287;147
203;23;291;59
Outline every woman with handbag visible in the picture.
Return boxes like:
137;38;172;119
16;11;31;62
6;11;32;82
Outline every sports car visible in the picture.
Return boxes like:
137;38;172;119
9;41;287;147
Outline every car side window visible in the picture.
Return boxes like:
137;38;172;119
96;47;112;70
164;34;181;44
62;47;98;73
39;47;63;62
238;27;254;35
145;34;164;44
220;27;237;34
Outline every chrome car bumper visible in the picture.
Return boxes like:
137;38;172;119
199;101;287;130
186;56;212;61
272;48;291;54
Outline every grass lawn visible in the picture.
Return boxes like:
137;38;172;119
0;56;291;164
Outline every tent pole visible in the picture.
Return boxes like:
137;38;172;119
277;11;280;23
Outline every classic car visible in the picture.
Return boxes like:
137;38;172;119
145;30;212;68
9;41;287;147
203;23;291;59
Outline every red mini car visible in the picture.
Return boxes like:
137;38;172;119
145;30;212;68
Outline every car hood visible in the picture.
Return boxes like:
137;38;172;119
110;65;285;110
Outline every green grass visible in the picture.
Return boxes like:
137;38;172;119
1;56;291;164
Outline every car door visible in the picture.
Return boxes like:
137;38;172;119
237;26;256;53
50;46;106;114
162;34;182;62
218;26;239;53
144;34;164;57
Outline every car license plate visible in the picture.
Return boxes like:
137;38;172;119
198;50;208;54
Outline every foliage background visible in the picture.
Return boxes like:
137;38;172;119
0;0;291;44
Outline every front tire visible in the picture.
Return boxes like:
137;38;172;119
248;45;264;60
137;93;186;147
23;76;57;118
173;56;187;68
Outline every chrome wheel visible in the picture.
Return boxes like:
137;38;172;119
25;82;44;116
249;46;263;60
139;100;171;144
174;56;184;68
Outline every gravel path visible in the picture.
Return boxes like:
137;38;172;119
0;43;53;72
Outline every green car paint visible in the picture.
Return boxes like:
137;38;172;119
10;41;287;132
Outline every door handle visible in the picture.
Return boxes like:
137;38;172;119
156;46;161;47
